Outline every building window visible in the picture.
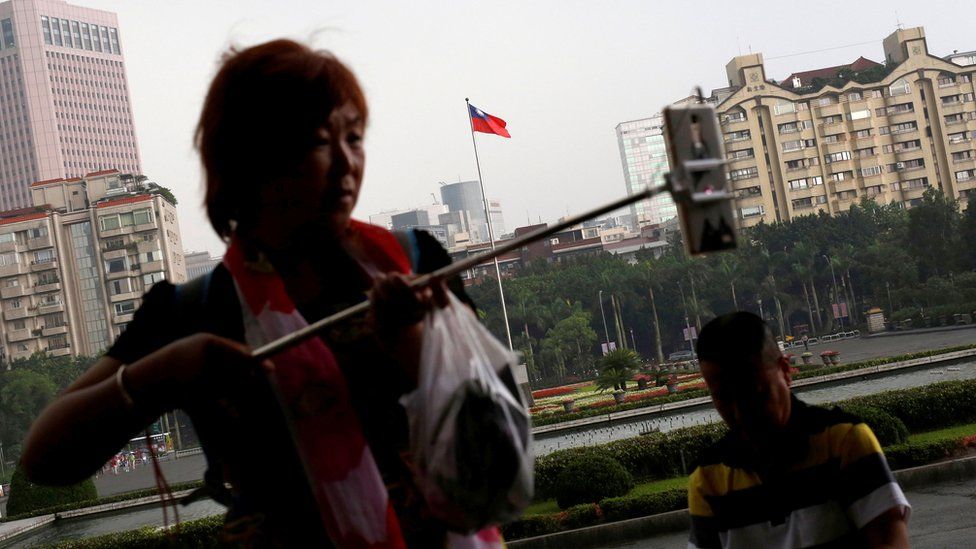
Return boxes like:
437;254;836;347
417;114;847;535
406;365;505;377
861;166;883;177
774;100;796;115
729;167;759;181
105;257;127;273
109;278;132;295
788;176;823;190
740;205;765;218
33;249;54;264
848;109;871;121
0;233;14;244
889;78;911;97
0;252;18;266
114;300;136;315
143;271;165;285
99;214;121;231
12;319;25;330
824;151;852;164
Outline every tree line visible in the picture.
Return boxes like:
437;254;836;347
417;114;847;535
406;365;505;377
467;190;976;384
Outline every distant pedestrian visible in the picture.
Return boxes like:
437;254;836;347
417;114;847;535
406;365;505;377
802;334;810;352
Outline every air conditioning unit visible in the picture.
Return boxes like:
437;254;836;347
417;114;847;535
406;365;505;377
895;162;906;170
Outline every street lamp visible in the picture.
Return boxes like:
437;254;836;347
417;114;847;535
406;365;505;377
823;254;844;331
886;281;895;316
598;290;610;352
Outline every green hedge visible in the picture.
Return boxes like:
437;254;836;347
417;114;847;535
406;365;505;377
838;406;909;446
884;438;965;470
843;379;976;433
41;514;223;548
554;455;632;509
5;467;97;518
535;424;726;500
599;488;687;523
3;480;205;522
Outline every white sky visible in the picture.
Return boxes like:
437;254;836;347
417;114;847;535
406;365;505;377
80;0;975;256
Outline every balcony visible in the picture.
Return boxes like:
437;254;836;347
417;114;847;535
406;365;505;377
890;125;919;136
136;240;160;254
115;312;135;324
816;103;842;117
7;328;31;343
34;281;61;293
27;234;52;250
940;101;967;116
142;260;164;273
948;137;973;151
102;240;128;253
0;241;19;253
41;323;68;336
102;247;127;261
30;259;57;272
134;222;157;234
0;285;25;299
824;159;852;172
887;110;917;124
109;290;141;303
833;179;858;193
903;186;931;200
4;307;28;320
46;345;71;357
953;155;976;166
894;145;922;158
851;117;874;131
37;301;64;314
0;263;24;277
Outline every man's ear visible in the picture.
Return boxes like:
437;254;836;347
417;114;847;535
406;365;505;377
778;354;792;386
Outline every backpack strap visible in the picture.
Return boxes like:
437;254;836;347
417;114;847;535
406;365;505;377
172;270;234;508
393;229;421;272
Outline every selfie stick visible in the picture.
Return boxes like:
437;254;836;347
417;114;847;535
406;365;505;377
251;184;673;360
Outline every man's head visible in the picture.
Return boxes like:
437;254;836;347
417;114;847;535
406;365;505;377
697;312;792;444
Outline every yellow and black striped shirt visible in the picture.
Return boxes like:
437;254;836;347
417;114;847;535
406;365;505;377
687;396;910;548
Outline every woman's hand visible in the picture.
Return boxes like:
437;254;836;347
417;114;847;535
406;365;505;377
368;273;449;334
126;333;273;413
368;273;449;388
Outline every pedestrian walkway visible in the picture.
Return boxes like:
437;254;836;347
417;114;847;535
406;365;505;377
94;452;207;497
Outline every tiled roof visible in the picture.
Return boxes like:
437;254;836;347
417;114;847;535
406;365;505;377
0;212;48;226
85;169;121;178
782;57;882;89
95;194;153;209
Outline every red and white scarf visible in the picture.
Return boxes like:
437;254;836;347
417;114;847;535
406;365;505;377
223;222;504;548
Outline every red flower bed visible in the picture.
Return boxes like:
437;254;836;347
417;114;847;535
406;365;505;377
532;385;577;399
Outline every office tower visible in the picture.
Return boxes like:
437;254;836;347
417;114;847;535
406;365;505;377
615;114;676;227
0;0;140;212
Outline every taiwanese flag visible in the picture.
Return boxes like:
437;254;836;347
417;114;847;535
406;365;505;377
469;104;511;138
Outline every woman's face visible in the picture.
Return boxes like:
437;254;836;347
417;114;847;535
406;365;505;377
252;102;366;250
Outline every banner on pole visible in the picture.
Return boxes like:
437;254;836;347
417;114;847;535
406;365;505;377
601;342;618;355
683;327;698;341
832;302;849;319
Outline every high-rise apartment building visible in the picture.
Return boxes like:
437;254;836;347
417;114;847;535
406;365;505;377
0;169;183;361
703;27;975;228
615;115;676;227
0;0;140;212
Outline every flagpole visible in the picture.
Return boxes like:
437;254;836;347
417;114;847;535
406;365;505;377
465;97;514;351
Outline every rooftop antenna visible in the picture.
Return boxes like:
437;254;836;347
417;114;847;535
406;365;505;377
895;10;904;30
737;35;742;56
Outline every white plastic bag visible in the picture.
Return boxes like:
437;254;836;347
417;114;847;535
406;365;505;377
401;292;534;532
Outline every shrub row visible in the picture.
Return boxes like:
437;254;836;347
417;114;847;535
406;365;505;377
5;468;97;518
3;480;205;522
842;378;976;433
532;344;976;427
42;514;223;548
501;489;687;540
535;424;726;500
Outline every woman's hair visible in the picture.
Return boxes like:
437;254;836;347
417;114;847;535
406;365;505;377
196;39;368;237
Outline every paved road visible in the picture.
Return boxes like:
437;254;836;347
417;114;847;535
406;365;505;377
604;477;976;548
788;326;976;364
92;453;207;497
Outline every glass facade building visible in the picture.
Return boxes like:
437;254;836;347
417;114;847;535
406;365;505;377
615;114;676;226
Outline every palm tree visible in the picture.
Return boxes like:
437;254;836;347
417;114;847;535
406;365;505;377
596;349;641;392
717;255;741;310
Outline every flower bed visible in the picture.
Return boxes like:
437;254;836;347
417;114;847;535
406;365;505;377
532;386;577;399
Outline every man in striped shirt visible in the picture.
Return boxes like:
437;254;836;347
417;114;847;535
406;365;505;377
688;312;910;548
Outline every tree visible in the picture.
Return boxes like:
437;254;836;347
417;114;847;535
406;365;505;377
961;195;976;270
0;369;57;465
595;349;641;392
906;188;960;280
